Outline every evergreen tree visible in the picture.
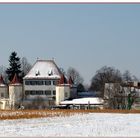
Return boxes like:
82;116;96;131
6;51;21;82
77;83;85;92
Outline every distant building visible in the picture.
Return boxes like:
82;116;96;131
77;91;96;98
104;82;140;109
60;97;104;109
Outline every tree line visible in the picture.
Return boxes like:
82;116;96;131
0;52;85;91
89;66;139;97
0;51;139;96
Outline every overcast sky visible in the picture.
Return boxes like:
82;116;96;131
0;4;140;84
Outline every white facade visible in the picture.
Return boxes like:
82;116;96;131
0;99;10;110
23;60;62;107
0;85;8;99
0;80;9;110
56;85;70;106
9;84;23;109
23;80;57;98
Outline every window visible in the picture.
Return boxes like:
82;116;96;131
36;81;44;85
30;91;36;95
25;81;30;85
53;80;58;85
48;69;53;76
65;92;69;98
29;81;36;85
36;91;44;95
45;90;51;95
53;90;56;95
25;90;45;95
25;91;30;95
0;93;4;98
35;70;40;76
45;80;51;85
25;80;44;85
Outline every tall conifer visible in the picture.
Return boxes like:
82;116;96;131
6;51;21;81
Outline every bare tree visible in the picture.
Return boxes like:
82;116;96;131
77;83;85;92
59;67;66;75
104;83;126;109
132;75;139;82
67;67;84;85
0;65;8;83
90;66;122;97
21;57;32;78
122;70;132;82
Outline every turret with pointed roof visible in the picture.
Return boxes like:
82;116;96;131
56;74;71;105
9;73;23;109
59;74;68;85
9;73;21;85
68;76;74;85
0;75;8;99
0;75;6;86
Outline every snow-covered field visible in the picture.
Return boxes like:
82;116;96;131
0;113;140;137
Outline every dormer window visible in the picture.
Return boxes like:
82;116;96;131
48;69;53;76
35;70;40;76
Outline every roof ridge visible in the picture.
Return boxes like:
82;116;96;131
10;73;21;85
37;59;54;62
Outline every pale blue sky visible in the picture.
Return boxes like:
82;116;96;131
0;4;140;84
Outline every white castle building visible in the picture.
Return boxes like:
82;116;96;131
0;59;77;110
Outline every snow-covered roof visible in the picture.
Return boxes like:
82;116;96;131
24;60;62;80
60;97;104;105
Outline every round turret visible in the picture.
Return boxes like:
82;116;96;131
9;74;23;109
0;75;8;98
56;74;70;106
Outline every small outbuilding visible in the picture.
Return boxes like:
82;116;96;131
60;97;104;109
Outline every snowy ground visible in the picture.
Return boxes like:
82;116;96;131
0;113;140;137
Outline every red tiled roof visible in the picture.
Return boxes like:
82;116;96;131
68;76;74;85
0;75;4;84
59;74;67;84
10;74;20;84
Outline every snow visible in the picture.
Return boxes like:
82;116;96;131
24;60;61;79
0;113;140;137
0;84;6;87
61;97;104;105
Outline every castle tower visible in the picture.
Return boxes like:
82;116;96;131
68;76;77;99
56;74;70;106
0;75;8;98
0;75;9;110
9;74;23;109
